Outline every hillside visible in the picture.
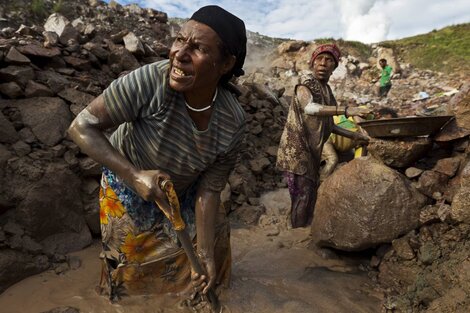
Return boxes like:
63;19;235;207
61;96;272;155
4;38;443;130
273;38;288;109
382;23;470;76
1;1;468;75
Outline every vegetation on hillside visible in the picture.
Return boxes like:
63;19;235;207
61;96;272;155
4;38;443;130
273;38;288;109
382;23;470;75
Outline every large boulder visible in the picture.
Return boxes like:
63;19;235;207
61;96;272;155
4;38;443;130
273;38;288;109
452;82;470;130
450;160;470;223
312;157;429;251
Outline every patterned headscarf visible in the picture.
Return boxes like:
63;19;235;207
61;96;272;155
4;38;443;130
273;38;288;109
309;44;341;68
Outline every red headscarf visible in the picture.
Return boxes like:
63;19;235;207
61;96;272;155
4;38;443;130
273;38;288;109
309;43;341;68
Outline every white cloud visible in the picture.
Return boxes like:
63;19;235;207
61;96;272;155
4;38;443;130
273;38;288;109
338;0;390;43
113;0;470;42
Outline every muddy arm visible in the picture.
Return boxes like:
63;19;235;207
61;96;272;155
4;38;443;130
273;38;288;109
194;187;220;294
67;95;169;202
332;124;369;145
68;95;137;183
305;103;371;117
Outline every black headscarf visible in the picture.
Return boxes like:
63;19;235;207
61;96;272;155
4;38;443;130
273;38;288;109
190;5;247;83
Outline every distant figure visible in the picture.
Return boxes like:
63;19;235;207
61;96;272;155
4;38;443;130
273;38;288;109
277;44;370;228
378;58;393;98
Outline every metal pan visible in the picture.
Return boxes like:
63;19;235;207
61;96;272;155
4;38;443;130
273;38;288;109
357;115;454;138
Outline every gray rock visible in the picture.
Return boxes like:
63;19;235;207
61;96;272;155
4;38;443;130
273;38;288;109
123;32;145;55
0;82;23;98
21;235;44;254
16;44;61;58
12;140;31;156
392;237;415;260
418;242;441;265
58;88;94;116
19;129;41;147
78;157;101;176
35;70;70;93
0;249;49;293
450;161;470;223
4;221;24;236
44;13;79;45
17;97;72;146
312;157;429;251
453;82;470;130
107;47;140;73
5;46;31;65
63;56;92;71
82;42;109;61
0;111;20;144
433;157;461;177
16;163;91;252
368;137;432;168
43;31;59;48
416;170;449;198
0;65;35;87
230;203;266;225
249;156;271;174
405;167;424;179
24;80;54;98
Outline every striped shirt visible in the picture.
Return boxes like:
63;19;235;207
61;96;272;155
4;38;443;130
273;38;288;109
103;60;246;194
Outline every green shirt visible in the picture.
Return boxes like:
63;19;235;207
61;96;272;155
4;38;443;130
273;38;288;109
380;65;392;87
103;60;246;194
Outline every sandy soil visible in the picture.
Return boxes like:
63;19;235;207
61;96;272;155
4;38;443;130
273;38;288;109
0;189;383;313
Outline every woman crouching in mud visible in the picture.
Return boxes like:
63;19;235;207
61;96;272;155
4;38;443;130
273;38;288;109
277;44;371;228
68;5;247;309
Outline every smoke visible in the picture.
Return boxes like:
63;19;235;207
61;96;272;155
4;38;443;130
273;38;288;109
338;0;390;43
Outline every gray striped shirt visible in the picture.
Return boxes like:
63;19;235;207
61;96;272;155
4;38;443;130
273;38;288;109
103;60;246;194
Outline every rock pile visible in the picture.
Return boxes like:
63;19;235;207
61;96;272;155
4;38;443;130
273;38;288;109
0;0;172;292
1;1;469;312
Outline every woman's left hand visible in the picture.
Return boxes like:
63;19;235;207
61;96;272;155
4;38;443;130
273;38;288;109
190;250;216;295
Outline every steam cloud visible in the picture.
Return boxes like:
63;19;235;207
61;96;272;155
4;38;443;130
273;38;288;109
338;0;391;43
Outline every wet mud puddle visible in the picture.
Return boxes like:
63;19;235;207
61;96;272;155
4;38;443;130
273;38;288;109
0;189;383;313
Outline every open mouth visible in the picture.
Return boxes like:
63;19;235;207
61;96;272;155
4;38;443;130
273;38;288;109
174;67;186;77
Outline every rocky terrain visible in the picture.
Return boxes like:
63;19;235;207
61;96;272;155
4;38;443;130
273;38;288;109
0;1;469;312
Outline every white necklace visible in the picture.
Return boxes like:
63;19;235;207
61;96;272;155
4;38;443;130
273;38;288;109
185;88;218;112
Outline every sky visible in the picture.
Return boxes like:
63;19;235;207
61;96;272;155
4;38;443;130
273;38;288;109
109;0;470;43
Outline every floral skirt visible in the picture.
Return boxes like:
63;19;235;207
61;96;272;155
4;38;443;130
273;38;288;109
97;168;231;300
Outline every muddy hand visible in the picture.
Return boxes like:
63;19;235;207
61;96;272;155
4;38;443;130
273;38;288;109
347;106;372;118
132;169;171;202
191;252;216;295
353;133;370;146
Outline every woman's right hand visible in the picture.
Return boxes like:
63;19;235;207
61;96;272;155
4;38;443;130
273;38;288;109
131;169;171;202
347;106;372;118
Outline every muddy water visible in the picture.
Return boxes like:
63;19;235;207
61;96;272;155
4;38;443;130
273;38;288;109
0;189;383;313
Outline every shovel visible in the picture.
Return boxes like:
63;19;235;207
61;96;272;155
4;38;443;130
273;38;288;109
156;179;222;313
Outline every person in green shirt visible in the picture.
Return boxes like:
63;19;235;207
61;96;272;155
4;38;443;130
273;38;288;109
378;58;392;98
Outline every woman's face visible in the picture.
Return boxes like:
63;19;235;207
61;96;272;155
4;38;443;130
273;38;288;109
312;52;336;83
169;20;233;95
